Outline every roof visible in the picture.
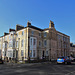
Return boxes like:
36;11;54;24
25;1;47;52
57;31;70;37
70;43;75;47
27;25;43;31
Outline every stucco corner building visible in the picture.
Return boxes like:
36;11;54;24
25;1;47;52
0;20;70;61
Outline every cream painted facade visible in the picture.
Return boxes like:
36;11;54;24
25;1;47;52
0;21;70;61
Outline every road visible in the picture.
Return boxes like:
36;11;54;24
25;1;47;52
0;62;75;75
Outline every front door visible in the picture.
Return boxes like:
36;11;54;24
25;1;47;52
43;51;45;57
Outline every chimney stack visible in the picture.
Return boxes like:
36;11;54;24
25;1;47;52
49;20;54;28
27;21;31;27
16;25;24;31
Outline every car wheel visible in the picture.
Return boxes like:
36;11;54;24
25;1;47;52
65;62;67;64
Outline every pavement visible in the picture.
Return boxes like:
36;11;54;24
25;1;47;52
0;62;75;75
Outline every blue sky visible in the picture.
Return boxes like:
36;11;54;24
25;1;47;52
0;0;75;43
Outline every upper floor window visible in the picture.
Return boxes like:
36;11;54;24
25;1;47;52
39;33;41;37
31;31;34;35
9;35;11;40
44;32;47;37
31;38;32;45
33;39;36;45
44;40;47;46
21;50;24;57
22;31;24;35
13;40;15;48
5;36;7;40
64;37;66;41
17;33;18;37
3;37;4;41
46;51;48;56
58;35;60;39
16;41;18;48
21;40;24;47
5;43;7;48
9;40;13;47
0;44;1;49
39;41;41;47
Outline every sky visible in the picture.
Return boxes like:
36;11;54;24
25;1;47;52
0;0;75;43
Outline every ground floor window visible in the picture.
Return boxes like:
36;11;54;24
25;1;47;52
7;51;13;58
2;51;5;56
33;50;35;57
46;51;48;56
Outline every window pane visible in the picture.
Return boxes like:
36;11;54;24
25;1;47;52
31;31;34;35
39;33;41;37
21;40;24;47
33;50;35;57
21;50;24;56
33;39;36;45
44;40;47;46
44;32;47;37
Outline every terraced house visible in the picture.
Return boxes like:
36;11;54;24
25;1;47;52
0;21;70;61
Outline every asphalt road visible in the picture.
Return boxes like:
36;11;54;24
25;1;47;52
0;62;75;75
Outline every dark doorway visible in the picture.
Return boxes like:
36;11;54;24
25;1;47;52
43;51;45;57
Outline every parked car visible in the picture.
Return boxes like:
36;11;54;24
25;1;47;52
0;59;4;64
70;56;75;62
57;56;71;64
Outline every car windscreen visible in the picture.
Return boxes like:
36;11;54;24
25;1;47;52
58;57;64;59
